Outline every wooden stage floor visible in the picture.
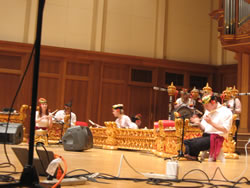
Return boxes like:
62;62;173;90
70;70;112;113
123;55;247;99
0;143;249;188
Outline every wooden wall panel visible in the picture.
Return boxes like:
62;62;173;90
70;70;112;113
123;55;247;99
64;80;89;122
99;83;128;125
38;77;60;111
103;64;128;80
66;62;89;76
87;61;101;124
216;64;238;92
221;74;237;90
0;53;21;70
37;57;62;112
237;53;250;132
153;91;169;122
17;53;34;108
40;58;61;74
0;73;20;109
128;86;153;128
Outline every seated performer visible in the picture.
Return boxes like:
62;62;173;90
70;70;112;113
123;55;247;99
224;87;241;146
174;88;195;109
54;102;77;127
131;114;142;129
184;94;232;161
35;98;53;130
112;104;134;129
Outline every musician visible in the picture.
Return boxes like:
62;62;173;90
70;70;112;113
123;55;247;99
184;94;233;161
131;114;142;129
54;102;77;127
190;87;204;117
112;104;134;129
35;98;53;130
174;88;195;109
224;88;241;145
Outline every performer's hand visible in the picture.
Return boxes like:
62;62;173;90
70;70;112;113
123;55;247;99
174;104;179;109
204;115;212;124
190;115;200;124
48;114;53;120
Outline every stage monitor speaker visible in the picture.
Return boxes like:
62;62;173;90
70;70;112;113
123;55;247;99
62;126;93;151
0;122;23;144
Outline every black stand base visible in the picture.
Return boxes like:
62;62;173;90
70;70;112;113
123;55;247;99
0;166;43;188
164;150;201;162
176;150;185;158
19;165;40;187
164;150;184;160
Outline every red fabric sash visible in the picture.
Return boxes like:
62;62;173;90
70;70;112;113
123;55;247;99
35;127;48;130
209;134;224;160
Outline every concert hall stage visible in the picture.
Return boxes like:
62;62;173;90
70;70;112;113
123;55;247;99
0;144;249;188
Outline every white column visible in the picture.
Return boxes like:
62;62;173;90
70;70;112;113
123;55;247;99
90;0;106;51
154;0;166;59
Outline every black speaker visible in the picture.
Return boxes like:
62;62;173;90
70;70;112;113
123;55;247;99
0;122;23;144
62;126;93;151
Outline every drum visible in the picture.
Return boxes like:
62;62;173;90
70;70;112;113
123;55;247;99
171;106;194;120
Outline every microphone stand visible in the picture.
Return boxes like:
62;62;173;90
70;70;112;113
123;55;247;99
20;0;45;186
164;114;200;161
58;120;64;144
0;1;46;187
176;114;188;158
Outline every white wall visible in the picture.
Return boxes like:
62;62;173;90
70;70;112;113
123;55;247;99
165;0;212;64
103;0;158;57
0;0;27;42
0;0;237;65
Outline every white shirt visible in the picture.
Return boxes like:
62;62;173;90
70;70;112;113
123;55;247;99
225;98;241;116
175;98;195;109
201;103;232;138
35;111;50;128
129;122;138;129
115;115;136;129
54;110;77;127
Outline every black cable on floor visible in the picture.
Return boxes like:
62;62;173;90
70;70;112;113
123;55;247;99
60;166;250;188
0;174;16;183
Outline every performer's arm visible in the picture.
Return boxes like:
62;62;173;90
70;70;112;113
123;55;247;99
35;111;48;123
204;115;229;133
123;116;131;128
71;113;76;126
174;98;181;109
234;98;241;114
127;116;135;129
174;103;180;109
54;111;64;121
190;115;204;130
48;114;53;128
